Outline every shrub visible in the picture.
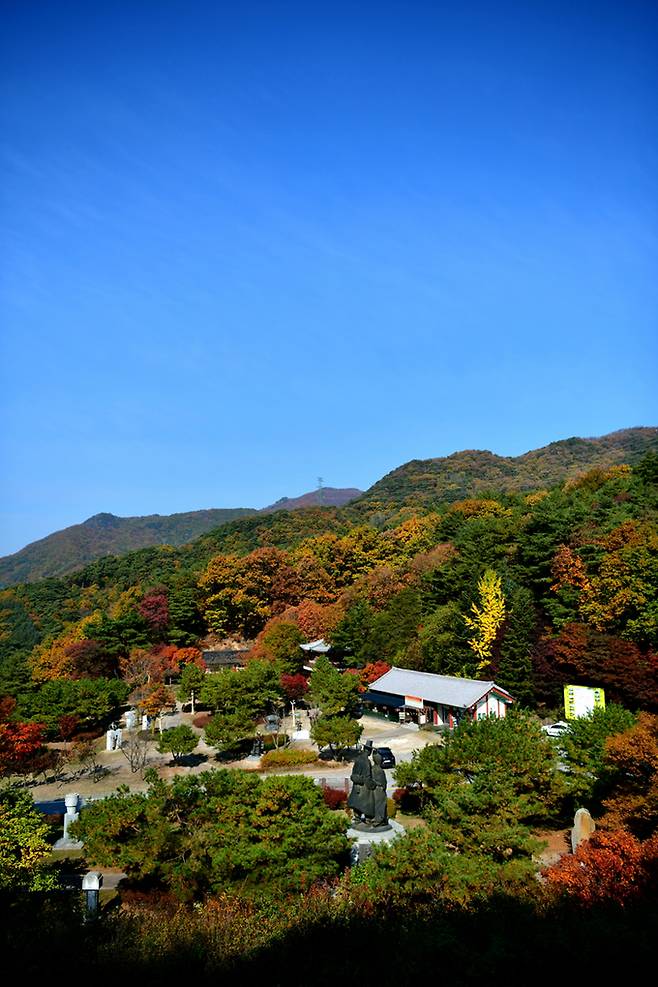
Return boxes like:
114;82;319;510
261;749;319;768
322;786;347;809
192;712;211;729
157;725;198;763
392;786;423;814
544;830;658;905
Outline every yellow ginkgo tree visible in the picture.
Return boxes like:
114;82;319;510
463;569;506;673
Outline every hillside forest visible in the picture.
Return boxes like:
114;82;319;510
1;444;657;734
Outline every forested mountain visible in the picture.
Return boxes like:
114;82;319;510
354;427;658;513
0;509;256;587
1;428;657;729
0;488;363;587
4;430;655;588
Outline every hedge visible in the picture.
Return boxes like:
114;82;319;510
260;749;319;768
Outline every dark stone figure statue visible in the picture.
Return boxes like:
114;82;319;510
347;740;375;822
371;750;388;827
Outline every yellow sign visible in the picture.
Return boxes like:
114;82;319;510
563;684;606;720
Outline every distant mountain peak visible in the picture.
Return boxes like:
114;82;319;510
85;512;120;526
260;487;363;513
353;427;658;512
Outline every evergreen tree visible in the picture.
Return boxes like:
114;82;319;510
329;601;376;665
178;662;206;714
308;655;361;716
496;586;537;705
311;715;363;752
157;724;198;763
419;602;471;676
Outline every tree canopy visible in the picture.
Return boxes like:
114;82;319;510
0;788;57;892
71;769;350;900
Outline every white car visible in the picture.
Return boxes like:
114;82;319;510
542;720;570;738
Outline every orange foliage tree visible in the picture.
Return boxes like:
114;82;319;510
389;515;441;557
602;713;658;838
359;661;392;688
578;522;658;646
0;700;48;778
199;548;302;637
173;647;205;671
544;830;658;905
290;600;342;639
138;684;176;732
551;544;590;593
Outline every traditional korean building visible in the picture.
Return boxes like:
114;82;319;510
201;649;248;672
364;667;513;728
299;638;333;671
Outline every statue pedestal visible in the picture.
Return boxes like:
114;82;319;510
347;819;406;865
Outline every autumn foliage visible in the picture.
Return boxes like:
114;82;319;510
601;712;658;837
359;661;392;688
463;569;506;670
535;624;658;709
0;700;48;777
544;830;658;905
280;673;309;702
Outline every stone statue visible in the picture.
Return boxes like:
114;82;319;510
371;750;388;827
347;740;375;823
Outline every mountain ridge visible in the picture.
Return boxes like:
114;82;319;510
2;427;656;587
0;488;363;587
352;427;658;513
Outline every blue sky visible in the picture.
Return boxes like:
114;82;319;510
1;0;656;555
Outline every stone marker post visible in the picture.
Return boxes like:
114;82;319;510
82;871;103;921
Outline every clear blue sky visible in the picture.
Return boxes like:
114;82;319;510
1;0;656;555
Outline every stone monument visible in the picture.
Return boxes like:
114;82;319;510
571;807;596;853
54;792;84;850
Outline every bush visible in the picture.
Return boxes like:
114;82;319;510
393;786;423;814
157;725;198;763
261;749;319;768
192;713;211;729
322;786;347;809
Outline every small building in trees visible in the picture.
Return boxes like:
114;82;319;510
202;650;248;672
300;638;332;656
299;638;333;671
364;667;513;728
